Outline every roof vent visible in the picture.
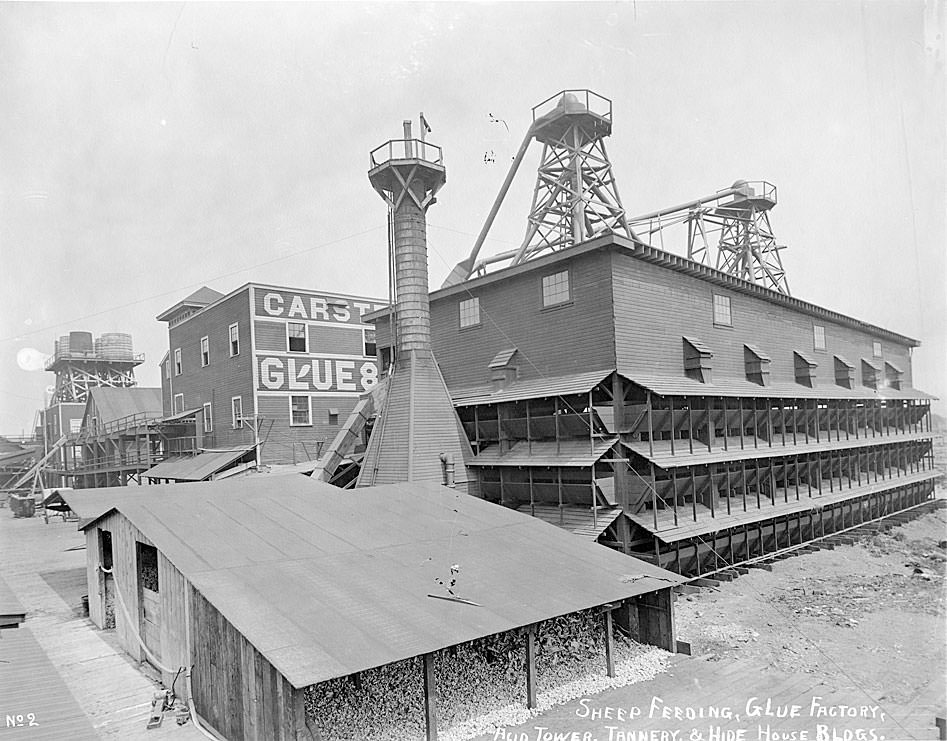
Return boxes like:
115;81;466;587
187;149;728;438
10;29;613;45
744;344;771;387
682;337;713;384
793;350;818;388
489;348;519;391
834;355;855;389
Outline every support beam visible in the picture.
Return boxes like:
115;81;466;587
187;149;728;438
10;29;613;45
422;652;438;741
525;624;538;709
604;609;615;678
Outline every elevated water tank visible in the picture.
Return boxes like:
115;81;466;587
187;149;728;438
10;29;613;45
58;335;70;356
69;331;94;354
98;333;134;360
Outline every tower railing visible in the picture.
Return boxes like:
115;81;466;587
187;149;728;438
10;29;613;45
44;350;145;370
531;89;612;122
369;139;443;168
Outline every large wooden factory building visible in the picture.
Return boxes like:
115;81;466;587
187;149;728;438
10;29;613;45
370;233;935;576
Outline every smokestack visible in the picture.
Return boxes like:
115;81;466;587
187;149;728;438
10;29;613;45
360;119;475;491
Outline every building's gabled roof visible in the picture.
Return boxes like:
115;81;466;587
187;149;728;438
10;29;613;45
83;387;163;427
156;286;224;322
77;476;682;689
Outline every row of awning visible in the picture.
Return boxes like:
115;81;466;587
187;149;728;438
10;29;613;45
627;469;939;544
451;368;936;406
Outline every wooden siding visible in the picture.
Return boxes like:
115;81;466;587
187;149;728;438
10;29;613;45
609;251;915;390
427;250;618;390
257;394;357;465
84;513;190;690
167;287;254;450
190;587;309;741
254;318;367;356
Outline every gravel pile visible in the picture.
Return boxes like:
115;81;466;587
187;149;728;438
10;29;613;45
306;608;670;741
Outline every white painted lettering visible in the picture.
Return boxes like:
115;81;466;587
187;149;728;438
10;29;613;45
263;293;283;316
331;302;351;322
261;358;284;389
311;360;333;391
309;297;329;320
336;360;356;391
287;359;309;390
288;295;307;318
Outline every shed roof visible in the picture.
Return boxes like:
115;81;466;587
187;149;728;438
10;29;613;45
80;477;682;689
452;369;612;407
515;504;623;540
141;447;254;482
469;438;618;467
85;387;163;425
626;373;936;401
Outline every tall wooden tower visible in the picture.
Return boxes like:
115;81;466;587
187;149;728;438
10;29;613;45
358;120;474;490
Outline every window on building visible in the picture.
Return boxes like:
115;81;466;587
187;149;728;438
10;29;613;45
174;393;184;414
363;329;377;357
200;336;210;367
164;359;170;380
174;348;182;375
873;341;882;357
229;323;240;356
137;542;159;593
69;419;82;434
459;297;481;328
287;322;307;353
712;294;732;327
232;397;243;429
541;270;571;307
813;325;825;351
290;395;311;426
202;403;213;433
328;407;339;425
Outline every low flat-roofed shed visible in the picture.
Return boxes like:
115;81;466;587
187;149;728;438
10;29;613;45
76;476;682;740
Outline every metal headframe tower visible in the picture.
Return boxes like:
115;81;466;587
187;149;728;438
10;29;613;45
45;332;143;404
629;180;791;295
443;90;638;286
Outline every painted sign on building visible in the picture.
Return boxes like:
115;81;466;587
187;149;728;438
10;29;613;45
253;289;386;327
257;355;378;394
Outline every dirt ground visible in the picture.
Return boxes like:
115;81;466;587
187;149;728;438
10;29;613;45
675;497;947;708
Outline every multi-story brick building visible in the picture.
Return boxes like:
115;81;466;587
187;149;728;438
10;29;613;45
369;233;936;576
158;283;386;466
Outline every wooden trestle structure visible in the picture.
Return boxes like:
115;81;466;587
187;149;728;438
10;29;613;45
455;372;936;577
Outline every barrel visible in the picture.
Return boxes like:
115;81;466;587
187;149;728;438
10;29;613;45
69;331;94;354
58;335;70;356
99;333;134;360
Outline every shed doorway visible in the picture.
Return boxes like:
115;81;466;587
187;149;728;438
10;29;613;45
100;530;115;629
136;542;162;665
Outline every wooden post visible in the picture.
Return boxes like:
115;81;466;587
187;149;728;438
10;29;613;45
669;396;676;456
687;400;694;455
646;391;654;459
422;652;437;741
525;624;538;709
604;609;615;678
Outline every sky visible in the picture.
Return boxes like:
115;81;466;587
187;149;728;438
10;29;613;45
0;1;944;434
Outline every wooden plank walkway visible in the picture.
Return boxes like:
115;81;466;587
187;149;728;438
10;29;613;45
0;623;98;740
472;654;942;740
0;514;204;740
